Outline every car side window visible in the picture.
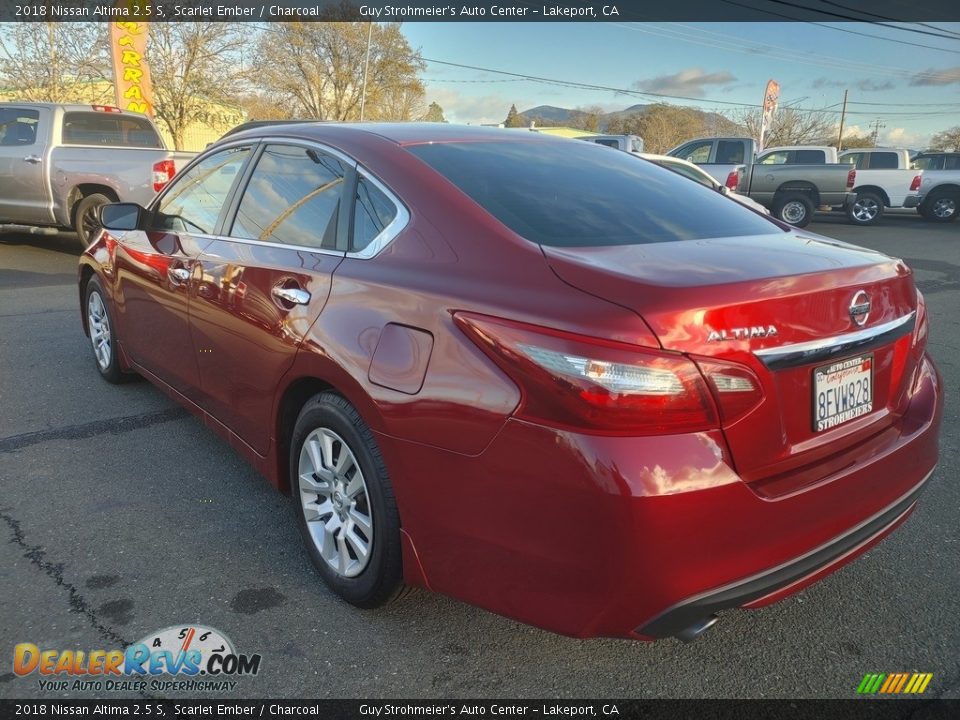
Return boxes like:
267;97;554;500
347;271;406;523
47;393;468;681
839;153;864;168
231;144;346;250
716;141;745;164
662;162;714;188
870;152;899;169
593;139;619;149
796;150;826;164
154;146;251;235
352;173;400;253
759;151;789;165
945;156;960;170
674;141;713;164
0;107;39;146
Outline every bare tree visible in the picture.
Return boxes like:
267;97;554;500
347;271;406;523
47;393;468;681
0;22;110;102
729;105;837;147
605;104;736;153
569;105;605;133
929;126;960;151
251;22;424;122
148;23;249;150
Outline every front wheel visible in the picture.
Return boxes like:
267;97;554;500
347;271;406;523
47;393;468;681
74;193;111;249
772;193;814;228
290;392;404;608
846;191;884;225
920;189;959;223
85;276;126;383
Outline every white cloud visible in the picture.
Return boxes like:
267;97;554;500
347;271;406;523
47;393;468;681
910;67;960;86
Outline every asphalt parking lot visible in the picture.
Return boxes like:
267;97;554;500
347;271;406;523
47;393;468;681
1;213;957;700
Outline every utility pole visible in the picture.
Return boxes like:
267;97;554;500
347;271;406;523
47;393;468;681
359;22;373;122
871;119;886;147
836;89;848;151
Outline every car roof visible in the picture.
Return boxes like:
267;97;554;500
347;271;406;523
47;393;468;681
226;121;569;147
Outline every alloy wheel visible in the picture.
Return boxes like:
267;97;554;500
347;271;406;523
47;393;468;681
852;198;880;222
87;291;112;370
297;428;374;578
933;197;957;219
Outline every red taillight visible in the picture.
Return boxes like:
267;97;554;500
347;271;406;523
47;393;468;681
454;312;718;435
91;104;121;113
152;159;176;193
846;168;856;189
693;357;764;425
725;170;740;190
913;290;928;353
910;174;922;192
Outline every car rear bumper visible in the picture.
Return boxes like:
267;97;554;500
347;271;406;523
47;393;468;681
380;353;942;640
903;195;921;208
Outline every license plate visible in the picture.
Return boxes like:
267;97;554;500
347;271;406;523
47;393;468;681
813;354;874;432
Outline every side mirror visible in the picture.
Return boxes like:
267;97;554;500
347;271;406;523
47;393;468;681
100;203;145;231
719;185;731;195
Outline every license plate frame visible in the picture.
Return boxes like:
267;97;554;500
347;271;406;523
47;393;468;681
812;353;874;432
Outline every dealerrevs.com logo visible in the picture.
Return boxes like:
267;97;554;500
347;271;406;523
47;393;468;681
13;624;261;693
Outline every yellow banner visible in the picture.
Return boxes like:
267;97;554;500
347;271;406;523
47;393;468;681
109;19;154;116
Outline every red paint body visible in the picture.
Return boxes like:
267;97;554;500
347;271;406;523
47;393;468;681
79;124;943;640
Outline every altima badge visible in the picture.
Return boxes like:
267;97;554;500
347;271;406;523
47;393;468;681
707;326;779;341
849;290;871;327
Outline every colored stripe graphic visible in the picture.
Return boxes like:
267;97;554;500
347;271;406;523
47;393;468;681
857;673;932;694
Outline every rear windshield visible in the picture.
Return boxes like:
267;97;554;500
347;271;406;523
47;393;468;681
62;112;162;148
408;140;778;246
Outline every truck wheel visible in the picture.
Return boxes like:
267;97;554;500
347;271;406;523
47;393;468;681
74;193;111;248
773;193;814;228
921;189;959;223
846;191;884;225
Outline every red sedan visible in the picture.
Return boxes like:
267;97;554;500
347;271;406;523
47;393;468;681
79;124;942;642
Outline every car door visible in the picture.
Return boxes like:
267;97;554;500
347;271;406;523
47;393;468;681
0;106;52;224
114;144;254;395
189;142;350;454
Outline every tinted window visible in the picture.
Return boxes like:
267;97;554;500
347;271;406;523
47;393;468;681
353;174;399;252
716;141;745;164
673;141;713;164
231;144;345;249
945;156;960;170
870;152;899;169
796;150;826;164
409;141;779;247
592;139;619;148
155;146;250;234
62;112;162;148
0;107;39;146
759;151;789;165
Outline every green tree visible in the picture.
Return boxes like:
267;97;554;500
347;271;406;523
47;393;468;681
569;105;604;133
504;104;527;128
422;102;446;123
929;126;960;151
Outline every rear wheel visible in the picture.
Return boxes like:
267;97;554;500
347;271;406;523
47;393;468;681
74;193;111;248
290;392;404;608
921;189;959;223
773;193;814;228
846;191;884;225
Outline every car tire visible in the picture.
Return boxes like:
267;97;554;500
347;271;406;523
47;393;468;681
84;276;127;384
74;193;111;249
773;193;814;228
846;191;884;225
920;189;959;223
290;391;404;609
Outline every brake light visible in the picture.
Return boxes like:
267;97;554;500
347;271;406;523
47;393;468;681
91;105;121;113
910;174;922;192
692;358;764;425
454;312;718;435
846;168;856;189
725;170;740;190
913;290;928;353
152;159;176;192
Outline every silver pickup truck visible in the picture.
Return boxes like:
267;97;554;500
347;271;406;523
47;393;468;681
915;169;960;222
667;136;856;227
0;102;195;247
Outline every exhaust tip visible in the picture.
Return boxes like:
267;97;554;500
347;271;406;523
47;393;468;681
675;614;719;643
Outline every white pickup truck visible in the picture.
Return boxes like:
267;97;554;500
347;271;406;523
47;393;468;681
755;145;922;225
0;102;195;247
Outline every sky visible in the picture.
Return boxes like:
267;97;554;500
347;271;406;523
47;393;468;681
401;22;960;147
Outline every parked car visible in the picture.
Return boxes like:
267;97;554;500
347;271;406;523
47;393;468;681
576;134;644;155
219;119;322;140
0;102;195;247
667;136;855;227
837;148;923;225
915;168;960;222
911;151;960;171
641;152;770;215
756;146;837;165
80;124;942;642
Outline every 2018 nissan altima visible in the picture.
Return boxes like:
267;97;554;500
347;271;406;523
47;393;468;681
79;124;942;642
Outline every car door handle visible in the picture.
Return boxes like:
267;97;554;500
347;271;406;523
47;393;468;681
23;155;42;164
168;267;191;284
272;286;311;305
